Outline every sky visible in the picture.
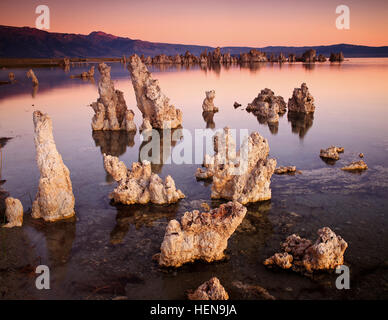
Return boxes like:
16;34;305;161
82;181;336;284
0;0;387;47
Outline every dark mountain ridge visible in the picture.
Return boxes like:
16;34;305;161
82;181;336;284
1;25;387;58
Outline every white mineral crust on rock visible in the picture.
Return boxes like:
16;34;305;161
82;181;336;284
157;201;247;267
3;197;23;228
32;111;75;222
91;63;136;132
264;227;348;273
202;90;219;112
103;154;185;205
128;54;182;129
188;277;229;300
288;83;315;113
196;127;276;204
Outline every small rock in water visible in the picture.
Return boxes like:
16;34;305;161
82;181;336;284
274;166;297;174
264;227;348;274
319;146;344;161
341;160;368;172
359;153;364;158
188;277;229;300
233;102;242;108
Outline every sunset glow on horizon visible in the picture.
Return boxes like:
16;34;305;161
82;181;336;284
0;0;387;47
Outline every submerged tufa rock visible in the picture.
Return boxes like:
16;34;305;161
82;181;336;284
288;83;315;113
32;111;75;222
264;227;348;273
157;201;246;267
246;88;286;123
103;155;185;205
202;90;219;112
128;54;182;129
188;277;229;300
3;197;23;228
341;160;368;172
274;166;297;174
91;63;136;132
320;146;344;161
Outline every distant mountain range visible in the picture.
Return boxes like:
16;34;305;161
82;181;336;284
1;25;387;58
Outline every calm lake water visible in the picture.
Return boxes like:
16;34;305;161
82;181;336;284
0;59;387;299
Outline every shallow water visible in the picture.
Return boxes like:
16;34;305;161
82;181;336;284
0;59;387;299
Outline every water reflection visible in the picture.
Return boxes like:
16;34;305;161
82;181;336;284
202;111;216;129
138;127;182;173
92;130;136;182
92;130;136;157
110;203;179;244
287;111;314;139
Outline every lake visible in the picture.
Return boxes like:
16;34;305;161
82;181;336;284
0;59;387;299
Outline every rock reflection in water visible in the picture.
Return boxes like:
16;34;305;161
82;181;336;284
138;127;182;173
202;111;216;129
110;203;179;245
92;130;136;182
287;111;314;138
254;114;283;135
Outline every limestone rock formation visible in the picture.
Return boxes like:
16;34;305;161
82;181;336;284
288;83;315;113
157;201;246;267
103;155;185;205
246;88;286;123
233;102;241;108
240;49;267;63
341;160;368;172
91;63;136;132
70;66;95;79
26;69;39;86
32;111;75;222
302;49;316;63
128;54;182;129
274;166;297;174
196;128;276;204
188;277;229;300
202;90;219;112
288;54;296;62
264;227;348;273
329;52;345;62
2;197;23;228
8;72;15;82
320;146;344;161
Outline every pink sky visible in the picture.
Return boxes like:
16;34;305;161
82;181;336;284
0;0;387;47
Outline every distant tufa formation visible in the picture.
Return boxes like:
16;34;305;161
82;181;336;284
26;69;39;86
320;146;344;161
103;154;185;205
91;63;136;132
32;111;75;222
264;227;348;273
71;66;95;79
196;127;277;204
188;277;229;300
128;54;183;129
157;201;246;267
139;48;344;65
